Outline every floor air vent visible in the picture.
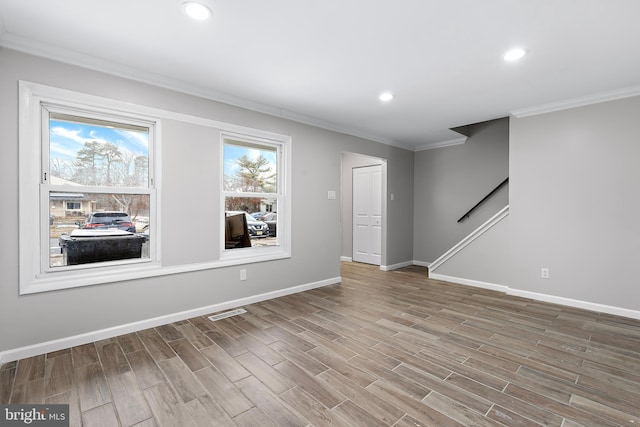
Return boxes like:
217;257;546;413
208;308;247;322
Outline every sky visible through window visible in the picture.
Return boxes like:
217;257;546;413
49;119;149;187
50;119;149;163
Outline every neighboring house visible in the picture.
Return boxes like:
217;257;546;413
260;198;276;213
49;192;94;218
49;176;95;218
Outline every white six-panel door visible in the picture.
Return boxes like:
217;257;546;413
352;165;382;265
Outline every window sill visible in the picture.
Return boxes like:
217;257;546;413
20;251;291;295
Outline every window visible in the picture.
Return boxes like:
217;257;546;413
19;81;158;293
19;81;291;294
222;133;289;258
45;112;153;270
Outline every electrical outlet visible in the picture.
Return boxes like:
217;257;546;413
240;269;247;281
541;268;549;279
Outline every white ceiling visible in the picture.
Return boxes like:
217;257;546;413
2;0;640;150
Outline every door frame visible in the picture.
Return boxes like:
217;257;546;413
352;164;382;265
340;152;387;268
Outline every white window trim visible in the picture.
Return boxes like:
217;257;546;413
19;81;160;294
220;131;291;262
40;105;157;275
19;81;291;295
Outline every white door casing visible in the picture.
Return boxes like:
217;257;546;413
352;165;382;265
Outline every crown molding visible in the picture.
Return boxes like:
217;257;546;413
511;84;640;118
415;137;467;151
0;33;415;151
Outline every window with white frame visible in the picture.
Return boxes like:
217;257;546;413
44;111;154;270
19;81;291;294
19;81;157;293
222;133;288;256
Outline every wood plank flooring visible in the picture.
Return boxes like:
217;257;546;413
2;262;640;426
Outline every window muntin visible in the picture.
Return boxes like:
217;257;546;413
43;108;154;271
222;135;282;252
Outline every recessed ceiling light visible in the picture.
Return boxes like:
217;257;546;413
503;48;527;62
183;1;212;20
379;92;394;102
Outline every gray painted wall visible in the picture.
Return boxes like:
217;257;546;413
340;150;415;267
383;146;415;266
0;48;415;353
436;95;640;312
413;118;509;263
433;215;514;285
508;95;640;310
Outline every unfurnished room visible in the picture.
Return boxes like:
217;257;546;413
1;1;639;426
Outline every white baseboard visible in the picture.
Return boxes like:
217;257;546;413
0;276;341;365
507;288;640;320
413;260;431;268
343;259;430;270
380;260;414;271
429;273;640;320
429;273;509;293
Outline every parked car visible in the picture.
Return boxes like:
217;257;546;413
260;212;277;237
226;211;269;238
77;211;136;233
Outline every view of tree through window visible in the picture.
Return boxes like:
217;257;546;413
47;112;152;268
49;114;149;187
223;138;279;249
19;81;292;293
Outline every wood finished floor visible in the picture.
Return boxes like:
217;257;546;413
2;262;640;426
